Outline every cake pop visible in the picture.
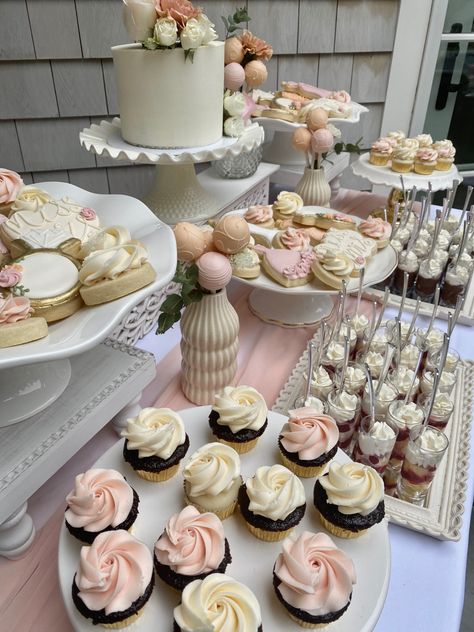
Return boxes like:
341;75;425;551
306;107;328;131
311;128;334;155
244;60;268;89
173;222;205;262
213;215;250;254
224;62;246;91
292;127;312;153
224;37;244;64
197;252;233;292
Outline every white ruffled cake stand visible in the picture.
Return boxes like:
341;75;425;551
79;118;264;224
1;182;176;425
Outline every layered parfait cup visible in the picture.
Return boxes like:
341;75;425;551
353;415;398;475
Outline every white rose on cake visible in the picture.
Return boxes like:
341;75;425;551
179;18;204;50
224;91;246;117
122;0;157;42
224;116;246;138
196;14;218;45
154;17;178;46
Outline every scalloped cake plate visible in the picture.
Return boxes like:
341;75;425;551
274;339;474;541
0;182;176;370
253;101;369;132
58;407;390;632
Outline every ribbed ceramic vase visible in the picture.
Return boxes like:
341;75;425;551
180;289;239;405
295;167;331;207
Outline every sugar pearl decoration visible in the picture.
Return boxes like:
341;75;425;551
306;107;329;131
311;128;334;155
213;215;250;254
173;222;205;262
224;62;246;91
224;37;244;64
292;127;312;153
197;252;232;291
244;60;268;89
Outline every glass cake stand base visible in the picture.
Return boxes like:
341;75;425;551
248;289;334;327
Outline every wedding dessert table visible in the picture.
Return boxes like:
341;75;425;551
1;190;472;632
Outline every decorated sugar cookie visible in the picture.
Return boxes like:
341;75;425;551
311;250;355;289
227;246;260;279
0;294;48;348
255;245;315;287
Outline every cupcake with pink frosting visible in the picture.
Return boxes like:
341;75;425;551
244;204;275;229
154;506;231;591
65;468;139;544
0;168;23;215
414;147;438;175
369;138;393;166
278;407;339;478
272;227;311;251
72;529;154;628
358;215;392;249
273;531;356;627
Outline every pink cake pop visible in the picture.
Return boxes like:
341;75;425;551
311;128;334;155
224;62;246;91
197;252;232;292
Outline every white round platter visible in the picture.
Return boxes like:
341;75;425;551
352;152;462;191
253;101;369;132
80;118;264;166
0;182;176;370
58;407;390;632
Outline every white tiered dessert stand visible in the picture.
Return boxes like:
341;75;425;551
80;119;264;224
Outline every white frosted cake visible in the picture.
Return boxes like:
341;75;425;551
112;41;224;149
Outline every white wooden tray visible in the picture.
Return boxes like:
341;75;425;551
273;338;474;541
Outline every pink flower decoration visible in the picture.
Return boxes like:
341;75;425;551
0;295;32;324
242;92;258;121
155;0;201;28
80;207;97;221
0;169;23;205
0;264;23;288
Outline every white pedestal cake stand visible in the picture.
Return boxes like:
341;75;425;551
79;118;264;224
0;182;176;426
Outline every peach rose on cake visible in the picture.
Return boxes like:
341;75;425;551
155;0;201;29
122;0;157;42
0;169;23;206
0;264;23;288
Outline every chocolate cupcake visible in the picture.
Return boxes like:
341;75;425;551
314;462;385;539
154;506;232;591
239;464;306;541
121;407;189;482
209;385;268;454
65;468;139;544
72;530;154;629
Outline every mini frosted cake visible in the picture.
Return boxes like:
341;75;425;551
183;442;242;520
278;407;339;477
65;468;139;544
238;464;306;541
121;407;189;482
273;531;356;628
72;530;154;628
154;506;231;591
209;385;268;453
313;462;385;539
173;573;263;632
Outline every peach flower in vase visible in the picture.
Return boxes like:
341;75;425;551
239;30;273;62
155;0;201;29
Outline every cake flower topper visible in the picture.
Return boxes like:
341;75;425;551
0;263;29;296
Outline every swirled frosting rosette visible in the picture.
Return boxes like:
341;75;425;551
79;242;149;284
65;468;138;543
272;191;303;218
79;225;132;258
273;531;356;626
154;506;231;590
358;216;391;245
244;204;274;225
10;186;51;213
174;573;262;632
72;530;154;626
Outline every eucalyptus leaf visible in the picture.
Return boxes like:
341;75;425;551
160;293;184;314
157;311;181;335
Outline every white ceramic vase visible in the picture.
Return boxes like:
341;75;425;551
295;167;332;207
180;289;239;405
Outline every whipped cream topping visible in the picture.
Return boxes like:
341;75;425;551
273;191;303;216
389;367;419;394
184;443;240;498
359;216;391;240
319;462;384;515
65;468;134;532
280;227;311;251
212;385;267;433
75;530;153;615
351;313;369;336
364;350;384;374
324;340;344;365
400;343;420;367
413;238;431;258
280;407;339;460
445;266;469;285
417;327;444;352
246;464;305;520
390;401;424;428
390;238;404;253
303;396;325;412
80;225;132;258
10;186;51;213
418;426;447;452
244;204;273;224
121;407;186;459
358;420;396;456
395;226;410;245
430;392;454;417
370;380;398;402
274;531;356;616
311;365;333;388
419;258;443;279
422;370;455;391
155;506;225;575
398;250;419;272
79;242;149;285
344;365;365;387
174;573;262;632
328;391;359;423
416;133;433;147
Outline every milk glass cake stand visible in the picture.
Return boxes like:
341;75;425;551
0;182;176;425
79;118;264;224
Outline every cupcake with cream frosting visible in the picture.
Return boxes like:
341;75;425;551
65;468;139;544
183;442;242;520
238;464;306;541
369;138;393;166
154;506;231;591
273;531;356;628
278;407;339;478
173;573;263;632
416;133;433;147
72;530;154;628
313;462;385;538
121;407;189;482
272;191;303;221
391;146;416;173
387;130;406;146
209;385;268;454
433;139;456;171
414;148;438;175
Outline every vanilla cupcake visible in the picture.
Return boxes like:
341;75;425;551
433;139;456;170
399;137;420;151
387;130;406;146
416;133;433;147
173;574;263;632
244;204;275;229
154;506;231;591
273;531;356;628
272;191;303;221
369;138;393;166
391;146;416;173
414;148;438;175
183;443;242;520
278;407;339;477
209;385;268;453
72;530;154;628
65;469;139;543
121;407;189;482
239;464;306;541
313;462;385;539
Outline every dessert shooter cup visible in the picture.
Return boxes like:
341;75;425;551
361;380;398;417
415;258;443;302
418;393;454;431
309;365;334;401
415;326;445;366
364;327;389;355
419;368;456;396
321;341;345;372
388;367;419;401
397;426;449;506
392;251;419;296
351;313;370;354
425;347;460;374
341;362;367;396
441;264;469;308
353;415;399;475
326;390;361;455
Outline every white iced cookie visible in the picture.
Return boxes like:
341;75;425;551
312;249;355;288
10;186;51;213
